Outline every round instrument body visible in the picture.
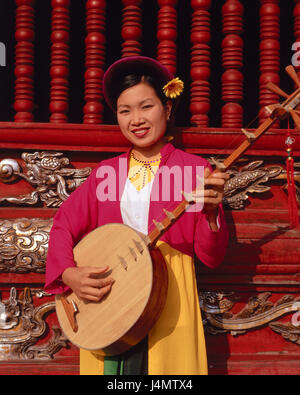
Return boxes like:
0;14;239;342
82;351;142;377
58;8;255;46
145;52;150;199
55;223;168;356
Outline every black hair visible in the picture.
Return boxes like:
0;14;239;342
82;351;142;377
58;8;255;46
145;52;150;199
110;73;170;111
110;72;180;136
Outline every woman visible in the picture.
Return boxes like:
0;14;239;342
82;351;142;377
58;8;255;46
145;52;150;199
45;56;229;375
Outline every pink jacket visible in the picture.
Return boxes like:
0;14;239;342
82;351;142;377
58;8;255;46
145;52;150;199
45;143;229;294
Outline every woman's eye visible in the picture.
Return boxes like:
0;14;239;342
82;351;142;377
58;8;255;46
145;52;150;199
119;110;129;115
142;105;153;110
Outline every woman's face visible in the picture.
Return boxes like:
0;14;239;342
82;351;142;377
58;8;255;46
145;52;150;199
116;82;172;151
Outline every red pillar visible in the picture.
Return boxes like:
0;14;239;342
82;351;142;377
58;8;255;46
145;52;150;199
221;0;244;128
259;0;280;126
190;0;212;127
49;0;70;123
84;0;106;124
14;0;35;122
121;0;142;58
157;0;178;75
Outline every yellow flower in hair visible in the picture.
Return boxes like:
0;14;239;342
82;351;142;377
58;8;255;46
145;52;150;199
163;77;184;99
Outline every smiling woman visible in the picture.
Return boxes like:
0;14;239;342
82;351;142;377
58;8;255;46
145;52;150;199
45;56;229;376
116;82;172;156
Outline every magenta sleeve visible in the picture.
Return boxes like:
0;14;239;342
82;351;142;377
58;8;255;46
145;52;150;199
194;204;229;269
44;168;98;294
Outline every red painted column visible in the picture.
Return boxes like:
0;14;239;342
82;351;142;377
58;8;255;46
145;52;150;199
259;0;280;126
221;0;244;128
190;0;211;127
84;0;106;124
49;0;70;123
14;0;35;122
121;0;142;58
157;0;177;75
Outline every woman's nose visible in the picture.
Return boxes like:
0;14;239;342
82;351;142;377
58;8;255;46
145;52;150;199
131;110;144;126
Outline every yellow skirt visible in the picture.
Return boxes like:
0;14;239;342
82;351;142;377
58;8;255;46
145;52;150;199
80;241;208;375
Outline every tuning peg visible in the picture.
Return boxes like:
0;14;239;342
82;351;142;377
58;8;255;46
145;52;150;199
182;190;196;204
286;65;300;88
163;208;175;221
265;103;280;115
289;108;300;130
210;157;226;171
241;128;257;142
266;82;289;98
152;219;165;232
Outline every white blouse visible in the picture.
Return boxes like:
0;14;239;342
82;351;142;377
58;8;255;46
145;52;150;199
120;178;154;235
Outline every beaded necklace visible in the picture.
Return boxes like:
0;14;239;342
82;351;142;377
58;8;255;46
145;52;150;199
128;151;161;190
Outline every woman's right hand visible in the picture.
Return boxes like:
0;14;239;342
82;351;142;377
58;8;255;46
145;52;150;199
62;266;115;303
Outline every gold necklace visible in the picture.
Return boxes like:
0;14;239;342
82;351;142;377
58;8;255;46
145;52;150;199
130;151;161;165
129;152;161;189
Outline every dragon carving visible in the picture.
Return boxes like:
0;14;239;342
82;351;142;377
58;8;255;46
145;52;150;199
222;160;282;209
0;152;91;208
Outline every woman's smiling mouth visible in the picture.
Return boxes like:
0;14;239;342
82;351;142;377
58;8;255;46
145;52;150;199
131;128;150;137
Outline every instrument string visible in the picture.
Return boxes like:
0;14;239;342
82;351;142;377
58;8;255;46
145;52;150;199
88;239;150;278
73;242;149;309
207;111;263;168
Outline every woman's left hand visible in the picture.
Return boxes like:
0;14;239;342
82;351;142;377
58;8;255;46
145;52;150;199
203;167;229;210
183;167;229;231
202;167;229;231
